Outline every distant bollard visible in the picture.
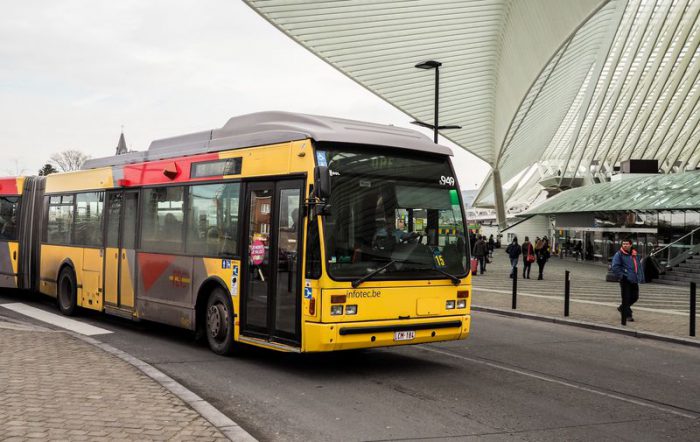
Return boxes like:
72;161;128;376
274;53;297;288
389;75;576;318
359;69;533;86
512;270;517;310
691;282;696;337
564;270;570;317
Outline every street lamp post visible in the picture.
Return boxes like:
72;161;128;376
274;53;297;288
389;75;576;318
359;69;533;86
412;60;461;143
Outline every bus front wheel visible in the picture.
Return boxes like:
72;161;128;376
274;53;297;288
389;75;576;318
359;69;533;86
206;288;235;355
57;267;78;316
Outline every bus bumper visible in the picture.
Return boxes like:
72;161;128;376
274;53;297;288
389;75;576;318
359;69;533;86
303;314;470;352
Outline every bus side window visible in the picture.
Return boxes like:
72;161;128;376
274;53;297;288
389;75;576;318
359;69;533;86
141;186;185;254
305;217;322;279
46;194;74;245
74;192;104;247
186;182;240;257
0;196;19;241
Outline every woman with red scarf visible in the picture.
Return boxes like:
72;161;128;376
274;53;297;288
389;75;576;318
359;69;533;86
611;238;645;322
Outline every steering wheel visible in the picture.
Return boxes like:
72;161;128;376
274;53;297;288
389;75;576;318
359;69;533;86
400;231;422;244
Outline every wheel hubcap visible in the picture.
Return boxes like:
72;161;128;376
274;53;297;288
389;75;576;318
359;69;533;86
59;277;70;308
207;304;227;340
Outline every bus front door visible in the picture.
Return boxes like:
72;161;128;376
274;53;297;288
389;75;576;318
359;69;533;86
241;180;303;346
104;190;139;312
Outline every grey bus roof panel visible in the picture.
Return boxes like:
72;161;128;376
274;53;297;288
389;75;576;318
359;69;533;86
82;111;453;170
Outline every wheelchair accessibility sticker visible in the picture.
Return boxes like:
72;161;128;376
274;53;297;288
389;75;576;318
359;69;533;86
231;264;239;296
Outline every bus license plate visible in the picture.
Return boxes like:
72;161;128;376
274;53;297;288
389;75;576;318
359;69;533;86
394;331;415;341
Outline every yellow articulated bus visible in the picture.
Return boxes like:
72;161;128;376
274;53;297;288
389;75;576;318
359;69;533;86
6;111;472;354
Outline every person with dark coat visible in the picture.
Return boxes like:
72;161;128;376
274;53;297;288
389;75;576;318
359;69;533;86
573;240;583;261
505;237;521;278
488;234;495;258
472;235;488;274
611;238;645;322
521;236;534;279
535;236;550;280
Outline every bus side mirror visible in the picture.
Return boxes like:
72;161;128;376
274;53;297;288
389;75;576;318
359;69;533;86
314;166;331;200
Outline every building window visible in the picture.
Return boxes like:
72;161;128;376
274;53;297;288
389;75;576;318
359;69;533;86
141;187;185;253
186;183;241;256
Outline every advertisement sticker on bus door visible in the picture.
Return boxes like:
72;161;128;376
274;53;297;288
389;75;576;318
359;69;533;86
250;240;265;266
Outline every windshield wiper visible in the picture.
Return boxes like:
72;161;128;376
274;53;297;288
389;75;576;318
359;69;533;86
351;260;462;288
351;260;397;288
410;266;461;285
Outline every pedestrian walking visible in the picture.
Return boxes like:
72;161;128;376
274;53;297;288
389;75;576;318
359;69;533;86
573;240;582;261
488;234;495;258
535;236;550;280
521;236;535;279
611;238;644;322
506;237;521;278
472;235;488;274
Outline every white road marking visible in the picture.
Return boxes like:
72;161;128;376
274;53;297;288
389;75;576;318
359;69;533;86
420;346;697;419
474;288;688;316
0;303;113;335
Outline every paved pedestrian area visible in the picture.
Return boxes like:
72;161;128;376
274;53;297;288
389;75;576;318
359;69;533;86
0;316;227;441
472;249;698;340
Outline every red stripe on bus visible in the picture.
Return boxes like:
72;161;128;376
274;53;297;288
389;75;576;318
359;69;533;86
138;253;177;292
120;153;221;186
0;178;19;194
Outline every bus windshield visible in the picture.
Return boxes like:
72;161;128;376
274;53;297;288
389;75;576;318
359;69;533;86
317;146;468;281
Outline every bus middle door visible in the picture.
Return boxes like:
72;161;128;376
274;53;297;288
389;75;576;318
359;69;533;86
104;190;139;314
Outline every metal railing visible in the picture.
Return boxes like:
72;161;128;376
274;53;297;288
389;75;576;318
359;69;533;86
649;226;700;270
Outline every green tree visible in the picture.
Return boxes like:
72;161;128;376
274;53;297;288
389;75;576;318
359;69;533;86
38;163;58;176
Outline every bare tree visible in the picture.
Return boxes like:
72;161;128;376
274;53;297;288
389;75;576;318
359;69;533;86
4;159;29;176
50;150;90;172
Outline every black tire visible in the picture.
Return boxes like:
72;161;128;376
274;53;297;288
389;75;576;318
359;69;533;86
57;267;78;316
205;288;235;355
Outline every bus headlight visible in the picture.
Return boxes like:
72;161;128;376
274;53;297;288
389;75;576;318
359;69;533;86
331;305;344;315
457;299;466;309
346;305;358;315
446;300;455;309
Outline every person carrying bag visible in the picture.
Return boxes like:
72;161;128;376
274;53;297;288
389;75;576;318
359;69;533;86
521;237;535;279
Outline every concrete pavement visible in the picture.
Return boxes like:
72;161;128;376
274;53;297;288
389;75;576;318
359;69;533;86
472;248;698;341
0;312;236;441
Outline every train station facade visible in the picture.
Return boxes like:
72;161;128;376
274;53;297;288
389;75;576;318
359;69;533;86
246;0;700;270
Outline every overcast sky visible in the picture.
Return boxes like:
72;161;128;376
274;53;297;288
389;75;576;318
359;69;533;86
0;0;489;188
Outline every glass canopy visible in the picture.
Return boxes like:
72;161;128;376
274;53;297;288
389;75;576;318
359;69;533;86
525;171;700;215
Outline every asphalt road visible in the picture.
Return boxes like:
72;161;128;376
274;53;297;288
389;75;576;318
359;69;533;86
2;289;699;441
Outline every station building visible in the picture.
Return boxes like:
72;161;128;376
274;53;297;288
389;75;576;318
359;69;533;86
245;0;700;282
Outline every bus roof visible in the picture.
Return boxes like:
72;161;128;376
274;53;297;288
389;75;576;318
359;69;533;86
82;111;453;170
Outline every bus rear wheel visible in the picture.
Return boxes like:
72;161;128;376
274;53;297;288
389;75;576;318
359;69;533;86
57;267;78;316
206;288;235;355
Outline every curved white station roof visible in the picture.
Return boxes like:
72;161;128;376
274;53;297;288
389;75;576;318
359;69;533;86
245;0;700;214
